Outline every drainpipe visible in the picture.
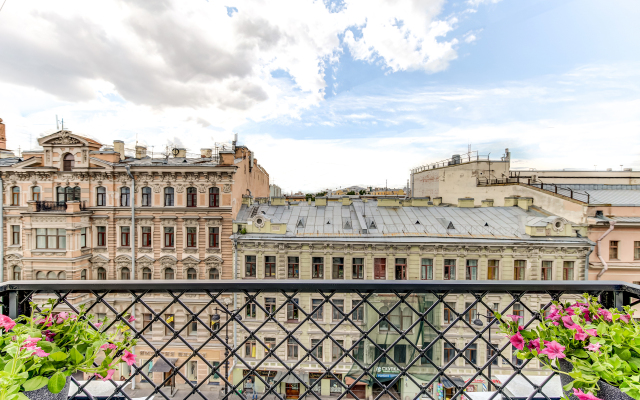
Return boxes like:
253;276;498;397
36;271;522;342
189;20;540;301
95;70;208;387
0;176;4;283
229;233;238;388
584;247;593;281
125;165;136;389
596;221;616;280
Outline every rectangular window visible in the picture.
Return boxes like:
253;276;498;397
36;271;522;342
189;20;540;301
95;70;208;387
444;259;456;280
332;257;344;279
513;303;524;318
143;313;153;332
488;343;499;366
287;299;299;321
487;260;499;280
265;338;276;353
393;344;406;364
609;240;619;260
311;339;323;361
443;305;454;324
352;258;364;279
353;341;365;362
288;256;299;278
141;226;152;247
332;299;344;321
186;227;197;247
444;343;455;364
208;227;219;248
635;242;640;260
374;258;386;280
465;343;477;365
97;227;106;247
312;257;324;279
164;227;174;248
188;319;198;336
465;259;478;280
352;303;364;322
164;314;175;336
245;256;256;278
395;258;407;280
121;226;130;247
514;260;526;280
187;360;197;381
421;342;434;365
541;261;552;280
287;338;298;360
375;344;388;363
563;261;574;280
245;339;257;358
332;340;344;361
312;299;323;320
11;225;20;245
465;302;477;324
421;258;433;280
512;345;524;366
80;227;86;248
36;228;66;249
245;297;256;319
265;256;276;278
265;298;276;315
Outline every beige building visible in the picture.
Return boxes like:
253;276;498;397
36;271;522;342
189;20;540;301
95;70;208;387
231;196;592;398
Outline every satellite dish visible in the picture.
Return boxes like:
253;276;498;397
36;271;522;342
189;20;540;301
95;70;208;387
171;148;179;157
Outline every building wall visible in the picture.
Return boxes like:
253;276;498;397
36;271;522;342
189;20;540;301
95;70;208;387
588;224;640;283
229;146;269;217
516;170;640;185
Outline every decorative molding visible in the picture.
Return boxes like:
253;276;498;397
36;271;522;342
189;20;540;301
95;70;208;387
31;216;66;223
206;248;221;254
205;219;222;227
183;248;198;254
184;218;199;227
93;247;108;253
138;248;153;254
161;219;176;226
222;184;232;193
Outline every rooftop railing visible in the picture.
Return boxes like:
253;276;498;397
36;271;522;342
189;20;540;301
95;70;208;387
1;281;638;400
476;177;591;203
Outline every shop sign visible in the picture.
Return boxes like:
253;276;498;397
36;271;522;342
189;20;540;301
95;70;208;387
376;374;398;379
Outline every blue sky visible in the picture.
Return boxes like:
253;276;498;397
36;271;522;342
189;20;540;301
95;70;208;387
0;0;638;192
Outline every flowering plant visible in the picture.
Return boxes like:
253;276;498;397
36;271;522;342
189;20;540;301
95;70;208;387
0;300;137;400
498;294;640;400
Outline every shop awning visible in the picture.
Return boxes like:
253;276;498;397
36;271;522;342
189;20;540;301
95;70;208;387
442;376;466;389
281;372;308;384
149;358;178;373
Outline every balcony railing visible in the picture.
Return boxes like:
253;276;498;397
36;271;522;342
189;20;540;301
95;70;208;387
1;281;638;400
34;200;88;212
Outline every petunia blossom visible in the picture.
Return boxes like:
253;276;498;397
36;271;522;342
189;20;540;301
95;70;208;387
128;315;136;323
562;315;577;330
527;338;541;352
620;314;631;323
505;314;523;322
586;329;597;337
95;322;103;328
597;309;613;322
33;347;50;357
540;341;566;360
585;343;601;353
574;326;589;341
42;330;56;342
509;332;525;350
101;343;117;351
122;350;136;366
573;388;601;400
546;305;562;321
0;315;16;331
96;370;115;382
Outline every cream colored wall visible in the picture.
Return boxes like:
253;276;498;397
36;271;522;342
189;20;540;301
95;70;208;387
518;170;640;185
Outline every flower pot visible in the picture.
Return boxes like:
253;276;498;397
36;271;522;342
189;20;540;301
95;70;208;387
23;376;71;400
558;359;633;400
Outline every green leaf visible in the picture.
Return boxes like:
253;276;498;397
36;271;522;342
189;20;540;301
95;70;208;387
563;381;574;391
47;371;66;394
16;393;30;400
23;376;48;392
620;349;632;361
38;341;53;353
573;349;589;359
48;352;69;362
69;347;83;364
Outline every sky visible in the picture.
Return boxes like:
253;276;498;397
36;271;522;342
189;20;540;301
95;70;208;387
0;0;639;193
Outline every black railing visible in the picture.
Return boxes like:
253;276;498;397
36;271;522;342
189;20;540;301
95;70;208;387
34;200;88;212
476;177;591;203
1;281;638;400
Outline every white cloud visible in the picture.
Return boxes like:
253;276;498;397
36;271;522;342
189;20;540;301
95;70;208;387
467;0;502;6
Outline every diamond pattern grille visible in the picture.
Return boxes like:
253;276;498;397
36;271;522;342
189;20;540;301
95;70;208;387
1;282;635;400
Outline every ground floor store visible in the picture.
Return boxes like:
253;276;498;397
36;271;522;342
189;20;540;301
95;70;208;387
235;370;347;398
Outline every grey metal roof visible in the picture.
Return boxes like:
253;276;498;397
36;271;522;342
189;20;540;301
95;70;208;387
586;190;640;206
609;216;640;223
0;157;22;166
235;200;588;244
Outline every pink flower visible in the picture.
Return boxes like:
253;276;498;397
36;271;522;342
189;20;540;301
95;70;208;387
546;305;562;321
585;343;601;353
122;350;136;366
95;322;103;328
562;315;577;329
100;343;117;351
25;337;41;344
573;388;601;400
518;326;524;331
43;330;56;342
509;332;525;350
95;370;115;382
540;340;566;360
505;314;523;322
55;312;69;324
586;329;597;337
36;317;53;327
597;309;613;322
128;315;136;323
0;315;16;331
551;321;559;326
527;338;541;352
574;326;589;341
33;347;50;357
620;314;631;323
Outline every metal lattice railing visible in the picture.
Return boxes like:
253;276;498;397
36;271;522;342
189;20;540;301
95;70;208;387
1;281;639;400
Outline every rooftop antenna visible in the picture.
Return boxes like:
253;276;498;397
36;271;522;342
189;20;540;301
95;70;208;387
56;115;59;130
61;118;64;130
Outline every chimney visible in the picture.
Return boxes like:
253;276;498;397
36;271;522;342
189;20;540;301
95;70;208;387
113;140;125;161
432;197;442;206
315;197;327;206
481;199;494;207
135;145;147;159
504;196;519;207
458;198;474;208
201;148;212;158
272;197;286;206
176;148;187;158
517;197;534;210
341;196;352;206
0;118;5;150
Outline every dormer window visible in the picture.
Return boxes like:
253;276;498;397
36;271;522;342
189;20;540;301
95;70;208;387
63;153;75;171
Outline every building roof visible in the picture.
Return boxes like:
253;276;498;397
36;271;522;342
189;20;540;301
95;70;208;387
586;190;640;206
0;157;22;166
89;156;221;167
235;199;589;244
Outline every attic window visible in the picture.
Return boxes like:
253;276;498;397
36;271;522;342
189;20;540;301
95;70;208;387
447;222;455;230
595;210;604;218
415;220;421;225
344;220;352;229
484;222;489;227
326;220;331;225
296;218;305;228
370;220;377;229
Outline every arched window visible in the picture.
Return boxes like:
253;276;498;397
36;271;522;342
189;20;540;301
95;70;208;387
47;271;57;280
390;308;401;330
36;271;46;280
164;268;175;280
63;153;75;171
142;267;152;280
97;267;107;280
120;187;130;206
96;187;106;206
164;187;174;206
209;187;219;207
401;308;412;331
209;268;219;279
379;306;389;331
141;187;152;206
187;268;197;280
32;187;41;201
186;187;197;207
121;267;130;280
13;266;21;280
81;269;87;280
10;186;19;206
58;271;66;280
